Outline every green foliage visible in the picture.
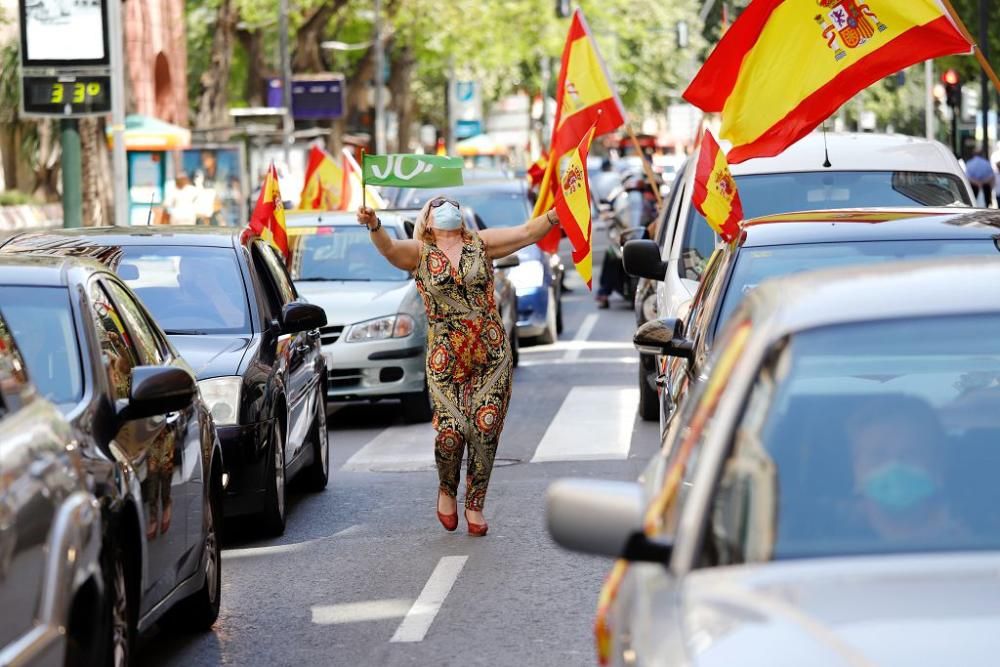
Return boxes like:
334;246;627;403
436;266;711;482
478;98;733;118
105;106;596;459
0;190;34;206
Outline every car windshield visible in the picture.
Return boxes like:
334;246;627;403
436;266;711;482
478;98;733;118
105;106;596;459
288;226;408;282
681;171;973;277
716;239;999;331
738;314;1000;559
398;188;529;228
0;286;82;405
117;246;250;335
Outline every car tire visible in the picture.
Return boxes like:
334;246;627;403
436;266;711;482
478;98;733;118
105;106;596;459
537;287;558;345
261;419;287;536
555;286;564;335
638;356;659;422
510;325;520;368
173;480;222;630
401;383;433;423
103;540;134;667
302;386;330;492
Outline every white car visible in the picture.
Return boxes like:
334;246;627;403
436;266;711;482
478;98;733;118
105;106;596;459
628;132;974;429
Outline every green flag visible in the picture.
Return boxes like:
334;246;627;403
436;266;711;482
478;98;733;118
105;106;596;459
362;154;464;188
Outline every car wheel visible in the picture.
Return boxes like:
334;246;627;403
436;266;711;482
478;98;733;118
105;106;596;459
638;356;659;422
509;324;520;368
261;420;287;536
401;383;433;423
555;285;564;335
104;542;134;667
174;480;222;630
537;287;558;345
302;386;330;492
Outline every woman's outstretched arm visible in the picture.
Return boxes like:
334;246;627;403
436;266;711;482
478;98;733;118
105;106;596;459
358;207;420;271
479;210;560;259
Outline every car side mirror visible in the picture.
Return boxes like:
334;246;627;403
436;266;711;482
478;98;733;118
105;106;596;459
623;239;667;281
124;366;196;419
403;220;415;238
281;302;327;334
546;479;673;563
494;254;520;269
633;317;694;360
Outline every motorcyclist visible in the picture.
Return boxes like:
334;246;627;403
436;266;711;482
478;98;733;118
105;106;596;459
596;174;658;309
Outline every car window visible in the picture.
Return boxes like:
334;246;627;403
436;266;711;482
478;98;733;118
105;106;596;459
256;242;298;305
103;280;165;366
716;239;1000;331
89;281;139;401
288;226;408;282
704;314;1000;565
117;246;251;335
0;286;82;405
399;188;530;229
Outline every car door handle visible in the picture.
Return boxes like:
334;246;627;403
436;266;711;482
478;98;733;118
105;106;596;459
165;411;182;425
655;374;668;388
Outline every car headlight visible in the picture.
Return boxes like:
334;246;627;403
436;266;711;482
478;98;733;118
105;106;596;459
507;260;546;292
345;314;415;343
198;376;242;426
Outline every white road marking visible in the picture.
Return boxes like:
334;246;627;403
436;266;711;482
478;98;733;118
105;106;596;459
563;313;599;362
390;555;468;643
521;340;632;355
341;423;436;472
519;356;638;367
311;598;414;625
223;525;361;559
531;386;640;462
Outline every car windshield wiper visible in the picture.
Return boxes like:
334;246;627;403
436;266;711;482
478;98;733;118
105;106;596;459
163;329;210;335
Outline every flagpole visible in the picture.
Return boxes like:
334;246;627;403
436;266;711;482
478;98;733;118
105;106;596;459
625;124;664;208
939;0;1000;94
361;149;367;210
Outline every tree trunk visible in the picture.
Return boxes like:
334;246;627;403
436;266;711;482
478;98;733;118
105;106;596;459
291;1;349;73
79;117;113;226
32;121;60;202
0;125;17;191
194;0;238;132
237;28;269;108
388;44;415;152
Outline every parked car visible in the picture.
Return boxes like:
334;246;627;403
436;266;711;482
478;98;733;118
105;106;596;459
549;256;1000;667
627;207;1000;438
630;132;975;423
395;179;565;343
0;309;104;667
0;228;329;536
0;255;223;665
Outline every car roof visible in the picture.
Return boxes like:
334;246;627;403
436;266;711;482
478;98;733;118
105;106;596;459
3;225;240;250
740;256;1000;339
401;179;527;198
0;254;106;287
284;211;408;228
739;208;1000;246
730;132;963;177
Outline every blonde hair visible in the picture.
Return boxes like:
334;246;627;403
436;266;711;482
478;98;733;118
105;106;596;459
414;195;473;245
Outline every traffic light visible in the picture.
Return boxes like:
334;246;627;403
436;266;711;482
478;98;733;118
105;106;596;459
942;69;963;109
555;0;571;18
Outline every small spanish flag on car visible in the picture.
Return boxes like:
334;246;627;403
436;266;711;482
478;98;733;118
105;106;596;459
692;130;742;244
249;163;289;260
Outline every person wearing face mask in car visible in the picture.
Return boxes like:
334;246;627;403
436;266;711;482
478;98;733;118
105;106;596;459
358;198;559;536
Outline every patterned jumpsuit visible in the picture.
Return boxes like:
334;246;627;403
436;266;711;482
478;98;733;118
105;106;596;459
414;232;513;511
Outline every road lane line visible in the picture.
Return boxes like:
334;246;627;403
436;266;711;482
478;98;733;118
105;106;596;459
519;356;638;367
531;387;639;462
223;524;360;559
312;598;413;625
341;423;437;472
563;313;599;362
390;555;468;643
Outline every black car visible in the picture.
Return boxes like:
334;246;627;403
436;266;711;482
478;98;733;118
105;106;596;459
0;255;223;665
0;306;104;667
1;228;330;536
626;207;1000;432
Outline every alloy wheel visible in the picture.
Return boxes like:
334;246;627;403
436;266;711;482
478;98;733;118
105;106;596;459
204;500;219;605
317;396;329;478
274;428;286;519
111;557;129;667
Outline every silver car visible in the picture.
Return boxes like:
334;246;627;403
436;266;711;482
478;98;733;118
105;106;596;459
549;257;1000;666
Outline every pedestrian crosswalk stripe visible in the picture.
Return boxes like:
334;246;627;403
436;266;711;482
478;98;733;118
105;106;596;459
342;423;436;472
564;313;599;362
312;598;413;625
390;555;468;643
531;386;639;463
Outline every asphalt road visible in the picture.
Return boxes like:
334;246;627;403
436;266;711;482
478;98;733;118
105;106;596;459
139;243;658;667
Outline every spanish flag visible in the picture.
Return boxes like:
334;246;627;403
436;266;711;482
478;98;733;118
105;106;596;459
249;163;289;260
535;8;626;254
684;0;972;164
692;130;742;244
299;145;349;211
554;120;599;289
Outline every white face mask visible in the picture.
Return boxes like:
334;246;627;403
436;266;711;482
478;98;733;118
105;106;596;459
431;202;463;231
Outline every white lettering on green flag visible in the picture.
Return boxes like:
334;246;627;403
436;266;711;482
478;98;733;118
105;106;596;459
362;154;464;188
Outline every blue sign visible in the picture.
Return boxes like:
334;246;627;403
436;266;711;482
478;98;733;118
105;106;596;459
291;77;345;120
456;120;482;139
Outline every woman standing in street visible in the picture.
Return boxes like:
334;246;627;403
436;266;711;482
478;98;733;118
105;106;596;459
358;198;560;535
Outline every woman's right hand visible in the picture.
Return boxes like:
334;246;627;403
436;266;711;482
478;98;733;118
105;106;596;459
357;206;378;230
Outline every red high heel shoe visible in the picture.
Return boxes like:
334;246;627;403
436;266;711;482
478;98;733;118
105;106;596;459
437;492;458;532
465;509;488;537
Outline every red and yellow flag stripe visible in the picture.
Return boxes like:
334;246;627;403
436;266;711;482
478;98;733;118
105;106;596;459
554;121;599;289
684;0;972;163
249;163;289;259
692;130;742;243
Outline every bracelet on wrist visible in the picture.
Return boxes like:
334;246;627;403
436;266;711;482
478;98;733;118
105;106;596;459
546;210;559;226
369;218;382;232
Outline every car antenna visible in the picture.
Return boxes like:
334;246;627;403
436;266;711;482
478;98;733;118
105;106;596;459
821;122;832;169
145;191;156;226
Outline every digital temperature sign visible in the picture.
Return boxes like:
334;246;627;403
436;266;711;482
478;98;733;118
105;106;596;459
21;75;111;116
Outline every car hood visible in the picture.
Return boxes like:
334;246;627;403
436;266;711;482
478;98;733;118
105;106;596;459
168;333;252;379
678;553;1000;667
295;280;420;326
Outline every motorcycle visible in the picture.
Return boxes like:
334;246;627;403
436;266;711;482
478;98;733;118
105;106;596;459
598;185;645;306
